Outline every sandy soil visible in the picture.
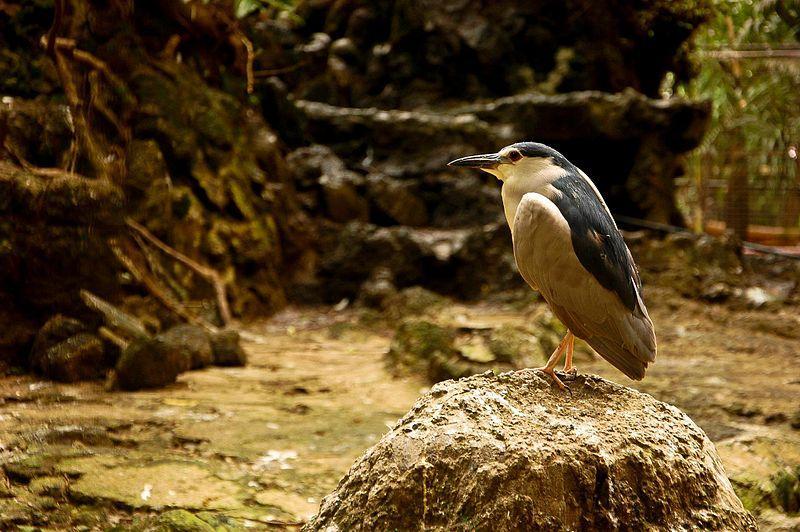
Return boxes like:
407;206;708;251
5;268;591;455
0;285;798;530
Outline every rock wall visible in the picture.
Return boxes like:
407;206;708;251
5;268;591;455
0;1;312;370
266;0;711;107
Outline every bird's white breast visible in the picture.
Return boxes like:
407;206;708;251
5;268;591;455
500;159;567;231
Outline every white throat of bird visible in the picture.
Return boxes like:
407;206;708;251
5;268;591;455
483;157;567;230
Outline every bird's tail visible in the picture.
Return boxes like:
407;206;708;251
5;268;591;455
589;310;657;381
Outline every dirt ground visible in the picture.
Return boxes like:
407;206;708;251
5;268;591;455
0;285;799;530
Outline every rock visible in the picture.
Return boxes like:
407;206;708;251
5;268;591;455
30;315;87;358
387;317;553;382
320;173;369;223
159;324;214;370
487;324;545;364
294;90;708;222
445;222;518;298
790;410;800;430
771;467;800;514
632;232;746;300
30;317;107;382
294;101;507;178
0;161;124;227
386;320;456;376
210;330;247;367
114;336;189;391
356;267;397;309
307;371;756;531
382;286;446;318
318;222;437;301
153;510;215;532
286;145;369;222
365;174;428;226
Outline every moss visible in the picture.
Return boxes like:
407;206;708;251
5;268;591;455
387;319;456;375
3;454;55;482
382;287;447;320
28;476;68;497
154;510;216;532
771;467;800;514
487;325;544;364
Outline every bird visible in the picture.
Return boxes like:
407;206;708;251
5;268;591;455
448;142;657;391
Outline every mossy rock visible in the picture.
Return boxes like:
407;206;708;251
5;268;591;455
159;324;213;370
387;319;456;375
771;466;800;514
487;325;546;364
383;286;448;320
115;336;189;391
32;333;106;383
210;330;247;367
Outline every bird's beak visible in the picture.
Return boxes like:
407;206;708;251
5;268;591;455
447;152;505;169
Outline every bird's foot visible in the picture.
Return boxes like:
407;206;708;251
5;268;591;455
563;365;578;378
535;366;572;396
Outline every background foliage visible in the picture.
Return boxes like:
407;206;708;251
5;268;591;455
676;0;800;230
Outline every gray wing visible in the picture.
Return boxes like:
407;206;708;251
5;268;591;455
512;193;657;380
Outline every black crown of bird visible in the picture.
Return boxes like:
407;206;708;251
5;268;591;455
449;142;657;392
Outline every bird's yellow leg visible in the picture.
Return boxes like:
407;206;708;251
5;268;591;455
563;332;577;375
535;332;573;392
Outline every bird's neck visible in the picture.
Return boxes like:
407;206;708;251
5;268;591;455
500;164;566;230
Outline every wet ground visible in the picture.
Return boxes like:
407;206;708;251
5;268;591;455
0;285;799;530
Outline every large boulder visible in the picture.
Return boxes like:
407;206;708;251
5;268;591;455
306;370;756;531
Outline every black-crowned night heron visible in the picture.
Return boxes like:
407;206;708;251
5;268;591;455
448;142;657;391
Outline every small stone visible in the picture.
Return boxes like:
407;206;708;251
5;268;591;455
724;402;762;418
32;333;106;382
356;267;397;309
764;412;787;425
115;336;188;391
210;330;247;367
159;324;213;370
456;337;495;364
299;32;332;56
30;315;87;358
790;411;800;430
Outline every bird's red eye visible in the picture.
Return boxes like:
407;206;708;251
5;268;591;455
508;149;522;162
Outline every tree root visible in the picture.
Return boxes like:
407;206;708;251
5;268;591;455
126;218;232;326
110;238;220;334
